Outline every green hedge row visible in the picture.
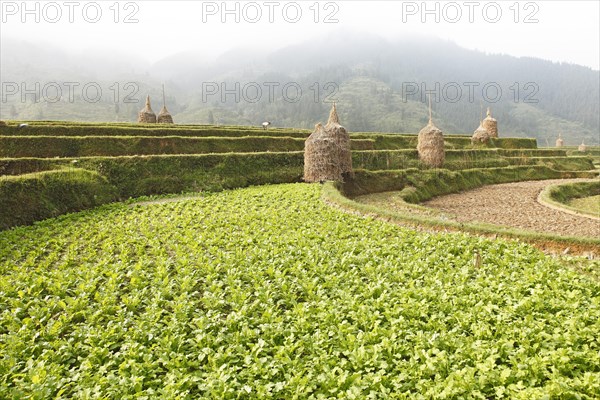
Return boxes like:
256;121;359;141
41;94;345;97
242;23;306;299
1;124;538;150
350;135;537;150
0;169;118;230
2;148;589;178
0;124;310;138
1;120;311;132
506;156;595;171
497;148;567;157
338;166;588;199
0;136;376;158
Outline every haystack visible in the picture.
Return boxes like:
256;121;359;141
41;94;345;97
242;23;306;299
0;120;6;127
417;96;445;168
157;85;174;124
304;103;353;182
472;123;491;145
482;107;498;138
578;140;587;152
304;123;341;182
556;133;564;148
138;95;157;123
157;106;173;124
325;103;353;179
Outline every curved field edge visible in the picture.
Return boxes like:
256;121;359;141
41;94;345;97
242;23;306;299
1;183;599;398
538;181;600;220
323;179;600;252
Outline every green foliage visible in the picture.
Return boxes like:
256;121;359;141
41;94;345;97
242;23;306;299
0;123;311;138
0;169;117;230
0;136;306;158
351;134;537;150
0;184;598;398
506;157;595;171
0;136;376;158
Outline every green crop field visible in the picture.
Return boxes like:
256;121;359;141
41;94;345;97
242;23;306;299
1;184;599;398
1;121;599;397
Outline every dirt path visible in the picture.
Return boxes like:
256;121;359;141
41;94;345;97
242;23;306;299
422;179;600;238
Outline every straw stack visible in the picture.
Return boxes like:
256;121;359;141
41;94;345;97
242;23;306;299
417;96;445;168
482;107;498;138
157;85;174;124
138;95;157;123
304;103;353;182
472;123;491;145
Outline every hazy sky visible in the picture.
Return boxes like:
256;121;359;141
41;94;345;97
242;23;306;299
1;0;599;69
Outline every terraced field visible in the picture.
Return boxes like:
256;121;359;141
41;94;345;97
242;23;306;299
0;121;596;231
1;121;599;397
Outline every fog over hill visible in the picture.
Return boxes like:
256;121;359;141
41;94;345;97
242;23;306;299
1;31;598;145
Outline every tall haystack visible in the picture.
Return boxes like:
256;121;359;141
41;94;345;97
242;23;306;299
304;123;341;182
138;95;157;123
578;140;587;152
325;103;353;179
0;120;6;127
482;107;498;138
556;133;564;148
157;85;174;124
417;96;445;168
304;103;353;182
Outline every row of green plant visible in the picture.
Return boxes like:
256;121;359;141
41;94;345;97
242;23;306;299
1;183;599;398
0;136;378;158
0;124;311;138
1;123;537;150
505;156;595;171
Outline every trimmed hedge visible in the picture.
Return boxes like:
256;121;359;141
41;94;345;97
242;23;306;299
1;124;538;150
497;149;566;157
0;136;374;158
506;156;595;171
0;124;311;138
0;169;118;230
351;150;510;170
351;134;537;150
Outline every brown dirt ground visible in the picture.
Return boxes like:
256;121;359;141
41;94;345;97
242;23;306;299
423;179;599;239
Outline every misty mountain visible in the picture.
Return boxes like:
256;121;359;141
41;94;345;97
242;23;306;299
1;32;598;145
